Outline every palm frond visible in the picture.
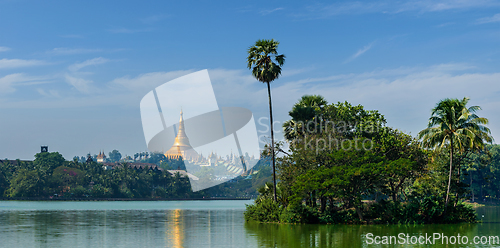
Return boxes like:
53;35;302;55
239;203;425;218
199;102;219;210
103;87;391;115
247;39;285;84
419;97;492;153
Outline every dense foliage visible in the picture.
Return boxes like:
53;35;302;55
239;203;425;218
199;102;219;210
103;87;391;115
0;152;272;199
418;97;492;208
245;95;490;224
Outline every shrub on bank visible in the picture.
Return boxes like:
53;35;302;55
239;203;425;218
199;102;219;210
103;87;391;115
279;204;318;223
245;197;477;224
245;199;283;223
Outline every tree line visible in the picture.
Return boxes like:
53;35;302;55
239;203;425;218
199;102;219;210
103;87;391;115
0;152;196;199
0;150;273;199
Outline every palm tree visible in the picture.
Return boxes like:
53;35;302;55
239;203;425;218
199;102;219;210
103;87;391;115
283;95;328;141
247;39;285;202
418;97;492;208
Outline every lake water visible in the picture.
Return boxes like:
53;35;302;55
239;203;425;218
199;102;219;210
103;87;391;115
0;200;498;248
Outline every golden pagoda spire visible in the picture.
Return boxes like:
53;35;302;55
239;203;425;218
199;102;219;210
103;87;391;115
173;109;191;147
164;109;199;160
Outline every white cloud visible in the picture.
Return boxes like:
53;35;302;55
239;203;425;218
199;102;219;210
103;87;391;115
0;74;22;94
305;2;385;16
0;73;51;94
428;63;475;71
2;64;499;161
48;47;102;55
435;22;455;28
0;47;11;52
280;67;314;77
299;0;499;18
1;70;199;108
415;0;497;12
269;63;500;141
37;88;60;98
0;58;46;69
108;27;154;34
260;7;284;15
3;65;499;143
207;69;262;107
476;13;500;24
68;57;109;72
140;15;168;24
16;80;55;86
111;70;195;92
63;58;111;94
65;74;93;93
344;42;374;63
59;34;84;39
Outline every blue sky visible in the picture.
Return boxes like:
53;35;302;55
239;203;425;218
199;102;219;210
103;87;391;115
1;0;500;160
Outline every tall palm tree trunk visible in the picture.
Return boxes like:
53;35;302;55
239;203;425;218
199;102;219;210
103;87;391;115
445;140;453;209
471;172;474;202
454;155;462;207
267;81;277;202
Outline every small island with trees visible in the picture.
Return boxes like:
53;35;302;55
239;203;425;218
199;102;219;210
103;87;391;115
244;39;496;225
244;94;496;225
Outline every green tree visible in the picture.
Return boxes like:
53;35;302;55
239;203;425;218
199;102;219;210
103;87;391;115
283;97;386;144
291;147;384;221
146;152;166;164
0;170;8;197
108;150;122;162
373;127;427;202
49;166;85;195
247;39;285;201
278;98;387;207
33;152;65;175
323;101;386;138
418;97;493;208
466;144;500;201
283;95;327;141
6;169;45;197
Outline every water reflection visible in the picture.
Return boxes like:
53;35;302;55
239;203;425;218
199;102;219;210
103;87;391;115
168;209;184;248
0;207;251;247
244;222;486;248
0;202;498;248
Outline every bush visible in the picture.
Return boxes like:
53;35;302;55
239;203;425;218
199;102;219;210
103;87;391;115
318;209;358;224
245;199;283;223
363;196;476;224
443;203;477;223
119;184;134;198
244;195;477;224
154;187;167;198
280;204;318;223
69;186;88;197
91;184;112;198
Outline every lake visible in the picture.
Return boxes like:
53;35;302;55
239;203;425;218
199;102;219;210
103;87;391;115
0;200;498;247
